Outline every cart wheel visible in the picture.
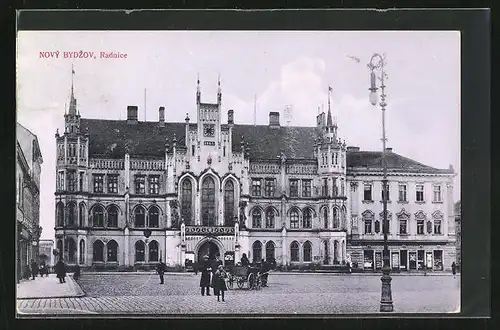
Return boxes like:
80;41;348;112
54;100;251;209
247;273;255;290
237;277;245;289
227;276;234;290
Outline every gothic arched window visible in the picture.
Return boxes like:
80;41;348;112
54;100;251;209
303;241;312;262
107;205;118;227
148;206;159;228
107;240;118;262
135;241;145;262
252;241;262;263
323;207;329;229
252;209;262;228
265;241;275;260
290;241;300;262
56;202;64;227
224;180;235;226
149;240;159;262
134;206;146;228
265;209;275;228
302;208;313;228
78;202;85;227
201;176;216;226
79;240;85;264
93;240;104;262
333;207;340;228
92;205;104;227
67;202;76;226
181;179;193;225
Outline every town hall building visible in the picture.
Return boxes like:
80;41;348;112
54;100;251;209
54;75;457;272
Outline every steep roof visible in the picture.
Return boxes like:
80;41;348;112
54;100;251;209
80;119;452;174
17;123;43;168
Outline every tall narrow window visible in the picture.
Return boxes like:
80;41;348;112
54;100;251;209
135;176;145;194
67;170;76;192
201;176;216;226
181;180;193;225
56;202;64;227
302;180;312;197
265;209;275;228
78;202;85;227
79;172;84;191
148;206;159;228
416;211;426;235
398;211;410;234
92;205;104;227
398;184;407;202
322;178;328;197
252;209;262;228
191;145;195;156
290;241;299;262
107;205;118;227
252;241;262;263
433;185;442;202
290;209;299;229
303;241;312;262
223;146;226;157
134;206;146;228
333;208;339;228
416;184;424;202
149;175;159;195
224;180;235;226
381;183;390;201
302;208;312;228
289;179;299;197
364;183;372;201
93;174;104;193
323;207;329;229
264;178;276;197
363;211;374;234
107;175;118;193
58;171;65;191
79;240;85;264
341;206;347;229
67;202;76;226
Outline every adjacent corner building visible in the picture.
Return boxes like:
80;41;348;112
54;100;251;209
54;76;457;272
17;122;43;280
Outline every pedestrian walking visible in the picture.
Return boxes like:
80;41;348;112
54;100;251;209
156;259;167;284
451;262;457;278
73;264;81;281
213;265;227;302
199;256;212;296
55;259;67;283
30;259;38;280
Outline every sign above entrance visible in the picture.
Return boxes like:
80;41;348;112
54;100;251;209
185;226;235;235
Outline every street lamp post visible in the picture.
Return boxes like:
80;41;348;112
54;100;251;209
368;52;394;312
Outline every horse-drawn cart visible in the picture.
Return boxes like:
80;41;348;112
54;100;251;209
226;265;262;290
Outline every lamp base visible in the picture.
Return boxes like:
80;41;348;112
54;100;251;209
380;267;394;312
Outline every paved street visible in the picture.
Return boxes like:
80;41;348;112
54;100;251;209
17;273;460;315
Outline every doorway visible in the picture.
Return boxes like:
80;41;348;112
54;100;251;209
197;241;220;264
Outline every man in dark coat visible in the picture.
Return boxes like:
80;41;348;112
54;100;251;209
451;262;457;278
260;259;269;287
199;256;211;296
55;259;67;283
240;253;250;266
30;259;38;280
156;259;167;284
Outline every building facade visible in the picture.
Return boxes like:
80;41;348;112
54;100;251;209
17;123;43;280
39;239;55;268
54;77;456;271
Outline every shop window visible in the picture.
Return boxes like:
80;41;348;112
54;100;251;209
363;250;374;270
425;251;433;270
375;251;383;270
417;250;425;270
433;250;443;270
391;252;400;270
409;251;417;270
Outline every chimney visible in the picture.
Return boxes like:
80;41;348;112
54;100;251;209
347;146;360;152
269;111;280;127
228;109;234;125
159;106;165;125
385;148;393;153
127;106;138;124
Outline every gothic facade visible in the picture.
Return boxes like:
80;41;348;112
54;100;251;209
54;77;456;271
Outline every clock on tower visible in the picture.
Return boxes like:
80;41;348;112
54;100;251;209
203;124;215;137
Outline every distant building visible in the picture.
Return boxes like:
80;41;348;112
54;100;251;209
17;123;43;280
39;239;55;268
54;75;457;272
454;201;461;266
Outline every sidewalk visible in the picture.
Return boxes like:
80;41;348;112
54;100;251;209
16;273;85;299
76;270;457;276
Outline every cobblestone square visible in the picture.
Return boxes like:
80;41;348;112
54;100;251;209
17;273;460;315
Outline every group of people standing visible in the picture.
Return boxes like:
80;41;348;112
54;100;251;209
25;258;70;284
27;259;49;280
199;255;227;302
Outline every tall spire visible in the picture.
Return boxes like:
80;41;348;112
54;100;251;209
327;86;333;127
196;72;201;104
217;73;222;105
68;64;77;116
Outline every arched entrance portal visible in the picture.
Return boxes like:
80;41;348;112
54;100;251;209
197;241;221;264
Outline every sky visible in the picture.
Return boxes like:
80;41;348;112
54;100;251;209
16;31;460;240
